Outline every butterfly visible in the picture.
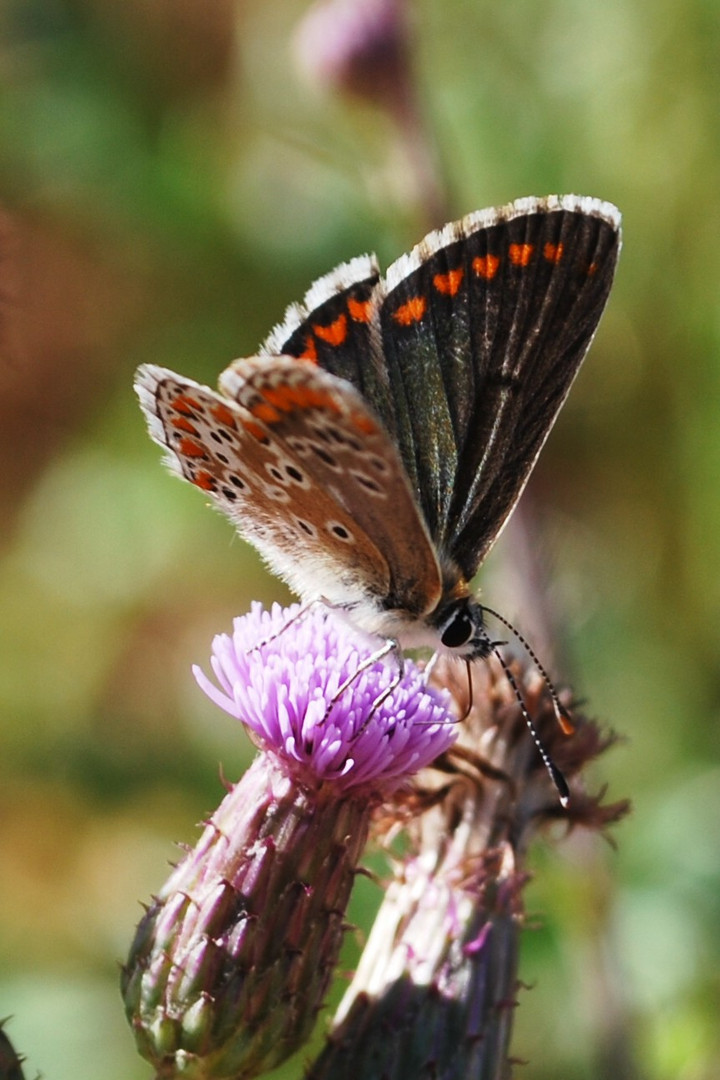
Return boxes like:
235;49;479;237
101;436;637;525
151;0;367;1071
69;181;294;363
136;194;620;662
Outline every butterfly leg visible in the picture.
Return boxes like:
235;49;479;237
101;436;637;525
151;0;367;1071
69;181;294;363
322;638;404;730
248;599;327;653
365;640;405;723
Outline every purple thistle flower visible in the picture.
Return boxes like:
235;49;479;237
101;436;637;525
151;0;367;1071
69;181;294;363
193;601;457;793
122;603;456;1079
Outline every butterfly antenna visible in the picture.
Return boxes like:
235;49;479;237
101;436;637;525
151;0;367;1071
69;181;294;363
481;605;575;735
478;627;570;807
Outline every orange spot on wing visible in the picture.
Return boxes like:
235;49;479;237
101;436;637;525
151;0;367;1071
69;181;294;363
347;296;373;322
261;384;305;413
260;386;294;412
210;402;237;429
392;295;427;326
171;416;199;434
193;470;216;492
433;268;464;296
472;254;500;279
313;313;348;346
260;383;343;417
508;243;534;267
178;437;208;458
351;412;377;435
172;393;203;416
250;401;282;424
298;385;343;414
299;335;318;362
242;418;268;441
587;261;598;276
543;242;564;263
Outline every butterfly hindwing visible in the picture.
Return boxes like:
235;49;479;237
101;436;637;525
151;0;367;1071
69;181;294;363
135;360;442;621
135;364;390;607
219;355;443;619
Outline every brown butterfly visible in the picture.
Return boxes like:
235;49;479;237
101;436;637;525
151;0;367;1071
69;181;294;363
136;195;620;664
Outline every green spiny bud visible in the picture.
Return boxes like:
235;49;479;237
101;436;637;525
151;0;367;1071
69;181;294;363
122;756;371;1079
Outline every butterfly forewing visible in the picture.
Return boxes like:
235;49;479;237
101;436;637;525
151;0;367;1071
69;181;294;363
451;203;620;574
262;255;395;423
378;195;621;577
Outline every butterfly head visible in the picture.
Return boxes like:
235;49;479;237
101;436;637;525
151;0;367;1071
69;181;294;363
433;596;493;661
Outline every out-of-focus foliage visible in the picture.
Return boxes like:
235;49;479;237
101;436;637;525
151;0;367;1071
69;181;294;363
0;1;718;1077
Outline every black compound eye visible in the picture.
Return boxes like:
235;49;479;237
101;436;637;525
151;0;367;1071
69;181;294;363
441;608;473;649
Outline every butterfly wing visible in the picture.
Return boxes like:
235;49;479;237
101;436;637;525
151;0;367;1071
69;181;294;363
379;195;621;577
218;356;442;618
135;360;442;621
261;253;395;422
264;195;621;582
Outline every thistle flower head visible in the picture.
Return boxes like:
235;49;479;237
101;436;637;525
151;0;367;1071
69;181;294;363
123;603;457;1079
193;601;457;794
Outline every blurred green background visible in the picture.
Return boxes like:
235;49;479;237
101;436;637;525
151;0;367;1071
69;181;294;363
1;0;719;1077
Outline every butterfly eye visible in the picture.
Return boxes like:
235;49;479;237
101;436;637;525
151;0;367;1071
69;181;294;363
440;606;474;650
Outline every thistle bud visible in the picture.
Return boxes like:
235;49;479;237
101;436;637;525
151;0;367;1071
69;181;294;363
294;0;411;108
307;655;629;1079
0;1022;27;1080
293;0;448;229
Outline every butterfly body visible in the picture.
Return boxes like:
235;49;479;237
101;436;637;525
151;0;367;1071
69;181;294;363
136;195;620;660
